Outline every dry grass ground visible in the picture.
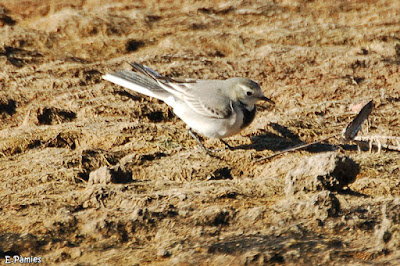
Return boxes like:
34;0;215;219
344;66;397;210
1;0;400;264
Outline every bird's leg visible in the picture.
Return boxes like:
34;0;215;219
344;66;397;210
220;139;234;150
188;129;219;155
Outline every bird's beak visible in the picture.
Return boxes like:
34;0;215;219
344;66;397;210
259;96;275;104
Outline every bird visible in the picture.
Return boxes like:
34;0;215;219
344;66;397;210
103;62;274;153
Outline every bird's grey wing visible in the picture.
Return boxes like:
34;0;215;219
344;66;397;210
111;63;232;118
168;82;233;119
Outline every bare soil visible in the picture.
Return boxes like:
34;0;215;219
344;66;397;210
1;0;400;264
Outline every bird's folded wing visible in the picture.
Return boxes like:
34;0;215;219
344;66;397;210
165;81;233;119
105;62;233;119
182;91;233;119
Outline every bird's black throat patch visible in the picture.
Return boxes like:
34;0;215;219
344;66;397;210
239;103;256;129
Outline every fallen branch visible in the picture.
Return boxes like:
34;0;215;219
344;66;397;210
256;100;377;162
353;135;400;152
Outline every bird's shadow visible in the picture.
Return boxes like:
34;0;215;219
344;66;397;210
230;123;339;153
337;188;370;198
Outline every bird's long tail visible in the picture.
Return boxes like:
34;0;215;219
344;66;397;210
129;62;165;81
103;63;174;105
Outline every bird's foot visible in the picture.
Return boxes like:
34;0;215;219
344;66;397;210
219;139;236;151
188;129;225;156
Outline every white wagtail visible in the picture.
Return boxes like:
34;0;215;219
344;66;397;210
103;62;274;153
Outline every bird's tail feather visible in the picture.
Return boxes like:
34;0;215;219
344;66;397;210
129;62;164;81
103;70;173;104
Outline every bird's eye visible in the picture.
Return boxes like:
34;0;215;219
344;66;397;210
246;91;253;96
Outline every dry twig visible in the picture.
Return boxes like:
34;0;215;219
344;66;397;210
256;100;399;162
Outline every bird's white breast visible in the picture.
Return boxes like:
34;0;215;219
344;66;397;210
173;101;245;139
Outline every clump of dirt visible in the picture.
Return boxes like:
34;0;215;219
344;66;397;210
37;107;76;125
1;0;400;264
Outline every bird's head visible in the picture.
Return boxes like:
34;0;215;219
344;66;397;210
226;77;274;107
